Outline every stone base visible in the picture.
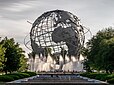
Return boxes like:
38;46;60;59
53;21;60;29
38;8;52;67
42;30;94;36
6;74;109;85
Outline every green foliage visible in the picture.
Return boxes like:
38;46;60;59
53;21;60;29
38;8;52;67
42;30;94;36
18;55;28;72
85;27;114;73
10;73;30;78
80;73;104;79
0;37;27;73
103;74;114;81
107;78;114;84
0;72;37;82
94;74;109;80
81;73;114;84
22;71;37;76
83;59;92;72
6;74;20;80
0;45;6;71
0;75;14;82
81;47;89;57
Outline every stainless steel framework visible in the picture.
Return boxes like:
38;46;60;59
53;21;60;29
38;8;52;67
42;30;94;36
26;10;85;59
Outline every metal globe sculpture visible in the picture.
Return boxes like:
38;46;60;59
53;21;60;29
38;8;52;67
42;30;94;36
29;10;84;59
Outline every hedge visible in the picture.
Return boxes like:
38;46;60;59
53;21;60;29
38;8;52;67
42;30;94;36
80;73;114;84
0;72;37;82
0;75;14;82
107;78;114;84
22;71;37;76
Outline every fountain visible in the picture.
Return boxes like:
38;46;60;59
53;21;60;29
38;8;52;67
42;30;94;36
28;54;84;72
6;10;109;85
25;10;85;73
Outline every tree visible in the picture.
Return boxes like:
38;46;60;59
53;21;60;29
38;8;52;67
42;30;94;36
99;38;114;73
0;45;6;71
0;37;27;73
18;55;28;72
81;47;92;72
86;27;114;73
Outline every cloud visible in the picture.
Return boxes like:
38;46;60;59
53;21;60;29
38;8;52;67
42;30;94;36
0;0;114;53
3;3;32;12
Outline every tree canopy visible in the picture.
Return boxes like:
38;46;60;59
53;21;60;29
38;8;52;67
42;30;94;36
0;37;27;73
0;44;6;71
84;27;114;73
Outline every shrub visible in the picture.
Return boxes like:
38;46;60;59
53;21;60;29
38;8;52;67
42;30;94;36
0;75;14;82
87;73;99;79
6;74;20;80
0;72;37;82
80;73;101;79
20;73;30;78
10;73;25;79
107;78;114;84
80;72;90;77
22;71;37;76
103;74;114;81
11;73;30;79
95;74;108;81
80;73;109;81
80;72;114;84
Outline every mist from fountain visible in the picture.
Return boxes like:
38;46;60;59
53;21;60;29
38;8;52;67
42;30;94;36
28;54;84;72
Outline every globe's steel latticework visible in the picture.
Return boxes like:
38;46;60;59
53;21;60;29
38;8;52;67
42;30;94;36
30;10;85;59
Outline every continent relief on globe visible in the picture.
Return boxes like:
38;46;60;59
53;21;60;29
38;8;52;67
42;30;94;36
52;26;76;43
52;26;79;56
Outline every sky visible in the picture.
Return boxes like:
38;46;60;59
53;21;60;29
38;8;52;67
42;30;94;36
0;0;114;54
